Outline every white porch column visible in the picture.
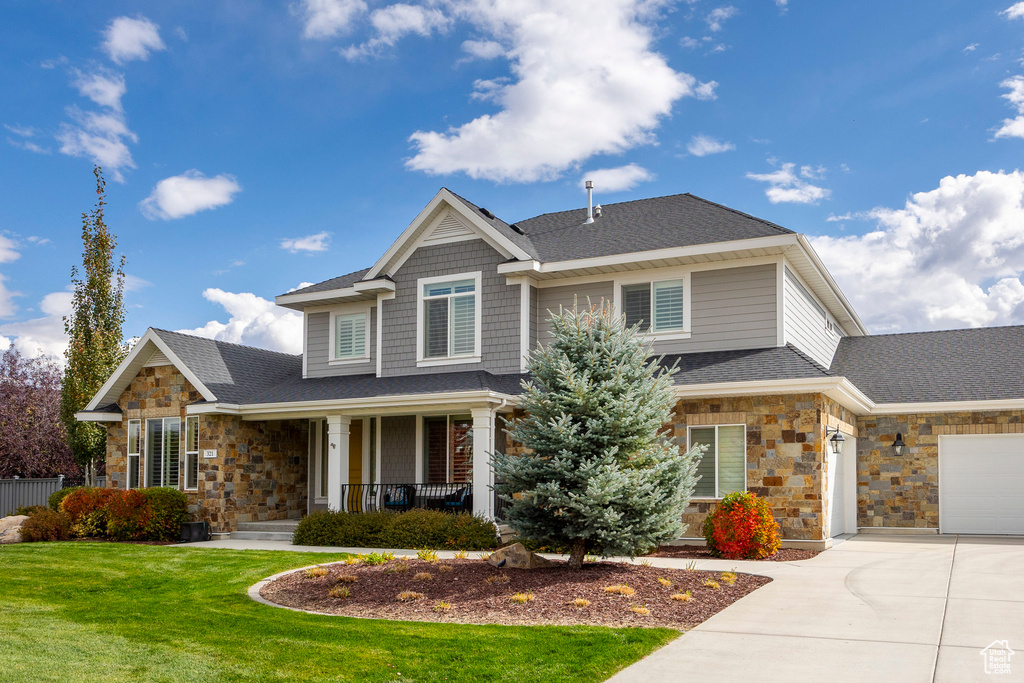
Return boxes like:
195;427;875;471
326;415;352;512
471;407;495;519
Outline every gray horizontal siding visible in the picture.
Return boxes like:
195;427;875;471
381;415;416;483
536;281;614;341
381;239;521;377
653;264;778;354
783;265;840;367
305;307;376;378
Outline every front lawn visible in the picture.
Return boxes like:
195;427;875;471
0;543;677;682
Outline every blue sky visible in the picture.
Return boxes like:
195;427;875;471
3;0;1024;358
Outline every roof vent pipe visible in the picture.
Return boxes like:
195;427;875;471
585;180;595;224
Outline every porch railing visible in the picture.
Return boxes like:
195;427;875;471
337;483;474;514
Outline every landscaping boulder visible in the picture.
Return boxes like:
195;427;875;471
487;542;557;569
0;515;29;544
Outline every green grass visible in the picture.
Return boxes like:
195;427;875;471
0;543;678;682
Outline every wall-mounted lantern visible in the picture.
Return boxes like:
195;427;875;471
892;433;906;457
825;426;846;456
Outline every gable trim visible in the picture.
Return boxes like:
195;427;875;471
82;329;218;413
366;189;532;280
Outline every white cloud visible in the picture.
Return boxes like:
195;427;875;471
686;134;735;156
139;171;242;220
964;43;979;53
0;235;20;264
0;291;73;360
72;68;126;111
580;164;654;193
1003;2;1024;19
101;16;166;64
340;4;449;59
406;0;713;183
177;289;303;354
680;36;700;50
461;39;504;60
994;75;1024;139
812;170;1024;333
4;124;36;137
775;0;788;10
7;138;50;154
297;0;368;39
706;6;738;32
280;231;331;253
746;162;831;204
57;107;138;182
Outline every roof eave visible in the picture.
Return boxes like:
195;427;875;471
275;279;395;310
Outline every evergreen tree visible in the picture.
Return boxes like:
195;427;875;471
493;303;701;569
60;167;127;484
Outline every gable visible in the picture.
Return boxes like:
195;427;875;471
421;211;475;246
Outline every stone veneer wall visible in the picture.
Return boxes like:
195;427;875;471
672;393;827;541
855;410;1024;529
105;365;309;533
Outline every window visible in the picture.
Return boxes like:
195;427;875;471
418;274;480;362
622;279;685;332
146;417;180;488
184;416;199;490
332;311;368;360
688;425;746;498
127;419;141;489
423;415;473;484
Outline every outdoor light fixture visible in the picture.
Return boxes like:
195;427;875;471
892;433;906;457
825;426;846;456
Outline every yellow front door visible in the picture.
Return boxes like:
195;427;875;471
347;420;363;510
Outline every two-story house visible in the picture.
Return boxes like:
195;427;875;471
77;188;1024;546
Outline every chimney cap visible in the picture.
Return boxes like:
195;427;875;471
585;180;593;189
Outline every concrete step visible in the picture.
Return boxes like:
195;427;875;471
229;531;295;542
235;520;300;533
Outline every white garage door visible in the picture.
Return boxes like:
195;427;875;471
827;436;856;538
940;435;1024;534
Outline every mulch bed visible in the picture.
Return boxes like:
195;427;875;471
650;545;820;562
260;557;771;630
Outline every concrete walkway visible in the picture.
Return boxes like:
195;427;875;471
608;534;1024;683
172;534;1024;682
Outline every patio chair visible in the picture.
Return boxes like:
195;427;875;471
443;486;472;513
382;484;416;512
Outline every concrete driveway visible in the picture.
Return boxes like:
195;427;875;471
608;534;1024;683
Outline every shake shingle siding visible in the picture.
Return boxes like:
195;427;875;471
380;239;520;377
381;415;416;482
536;281;615;341
305;307;376;378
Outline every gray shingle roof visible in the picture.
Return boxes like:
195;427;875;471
664;344;832;386
286;191;794;298
830;326;1024;404
249;370;526;404
152;329;303;404
513;193;794;262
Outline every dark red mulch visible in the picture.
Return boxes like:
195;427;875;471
650;545;820;562
260;557;771;630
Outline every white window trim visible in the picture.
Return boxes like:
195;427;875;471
613;271;692;341
328;304;372;366
311;419;327;504
184;416;199;491
686;423;747;500
127;418;141;490
415;271;483;367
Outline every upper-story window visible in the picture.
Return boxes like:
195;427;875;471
417;272;482;366
329;308;370;364
622;279;686;332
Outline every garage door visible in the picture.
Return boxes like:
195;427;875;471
940;435;1024;534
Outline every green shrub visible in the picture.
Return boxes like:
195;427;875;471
702;491;781;560
60;487;116;525
49;486;79;511
71;510;108;538
106;489;153;541
19;508;72;542
141;488;188;541
14;505;46;517
293;509;498;550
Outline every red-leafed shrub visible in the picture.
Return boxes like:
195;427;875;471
106;489;153;541
702;491;781;559
19;508;72;542
59;487;116;525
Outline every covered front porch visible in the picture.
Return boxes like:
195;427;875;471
303;404;512;520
